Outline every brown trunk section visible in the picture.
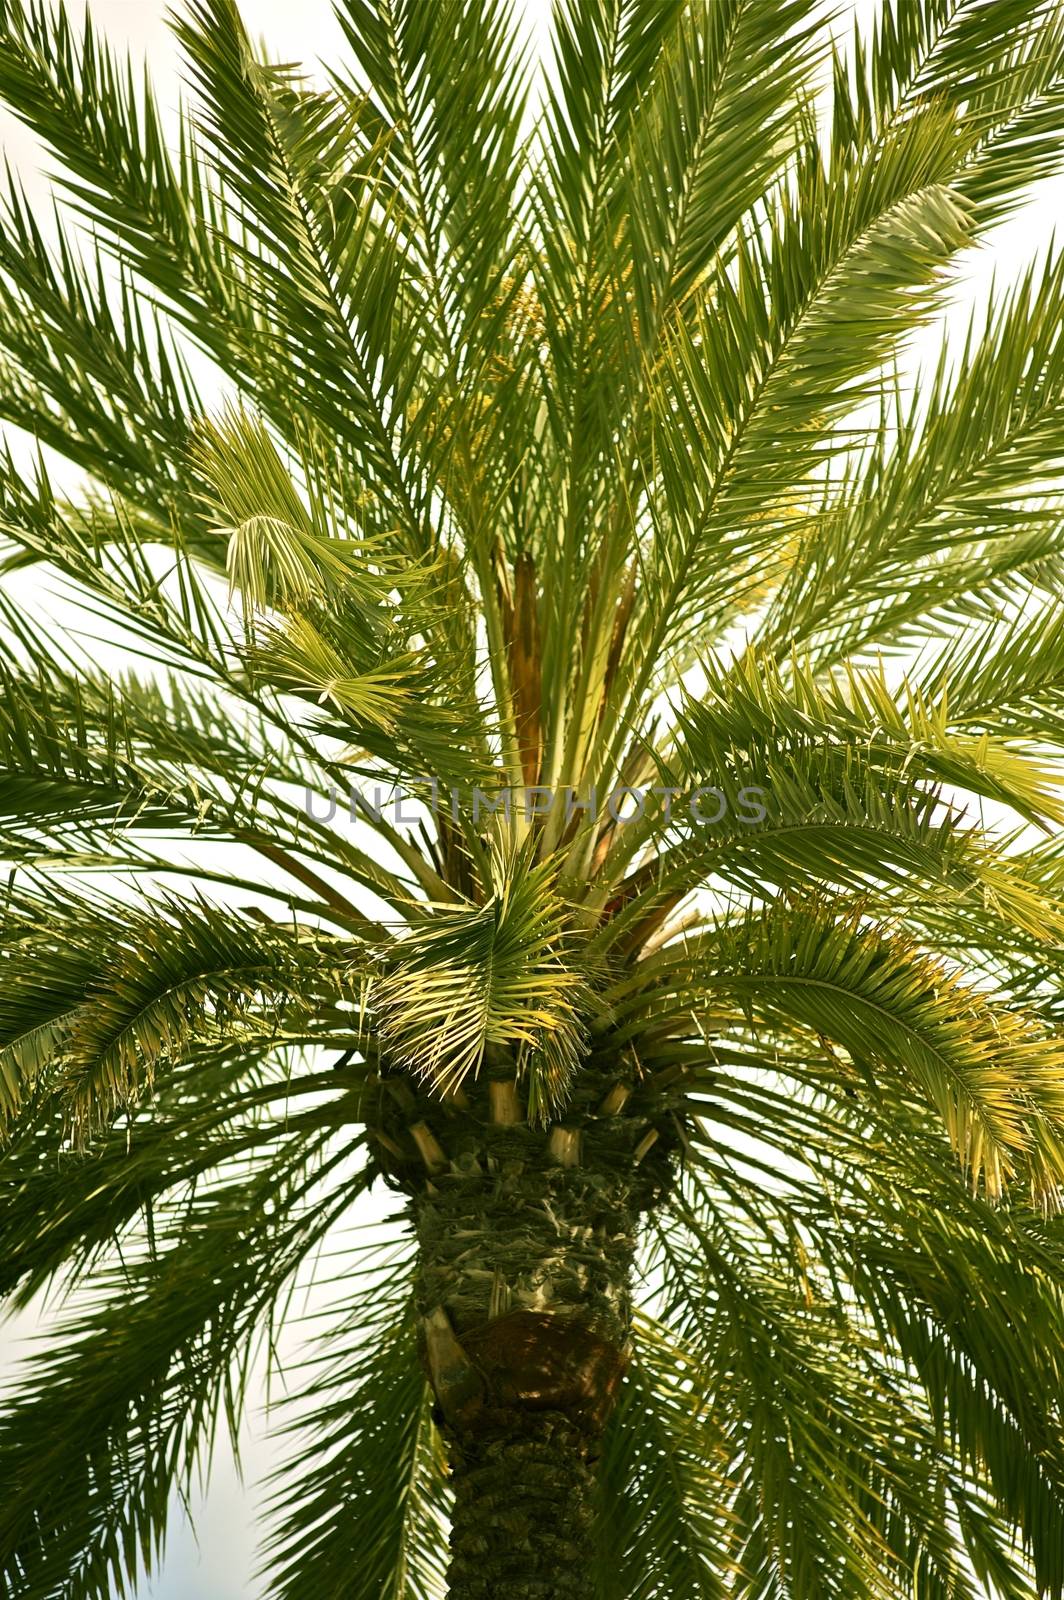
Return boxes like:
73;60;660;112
369;1063;675;1597
446;1411;597;1600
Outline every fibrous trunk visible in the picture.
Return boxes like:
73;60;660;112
446;1411;598;1598
371;1065;674;1599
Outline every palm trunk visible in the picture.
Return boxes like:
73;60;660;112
446;1411;597;1599
373;1065;673;1598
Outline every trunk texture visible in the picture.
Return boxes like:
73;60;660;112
370;1063;676;1598
447;1411;596;1599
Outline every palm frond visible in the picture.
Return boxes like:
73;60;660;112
0;1042;368;1307
671;1071;1064;1596
673;649;1064;827
623;0;824;337
376;852;594;1118
0;881;367;1132
594;1312;730;1600
634;897;1064;1202
0;177;207;526
334;0;528;323
770;255;1064;662
262;1238;450;1600
0;1132;364;1600
172;0;435;548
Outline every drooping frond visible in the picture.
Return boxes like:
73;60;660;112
672;649;1064;826
262;1238;450;1600
0;1041;368;1308
376;852;594;1118
594;1313;730;1600
0;879;367;1132
632;897;1064;1201
648;1058;1064;1597
0;1132;370;1600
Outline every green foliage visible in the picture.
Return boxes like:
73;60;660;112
649;1070;1064;1597
648;898;1064;1199
0;0;1063;1594
594;1314;730;1599
0;1134;365;1599
376;851;594;1118
262;1242;450;1600
0;878;366;1132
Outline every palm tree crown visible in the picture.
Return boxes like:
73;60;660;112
4;0;1064;1594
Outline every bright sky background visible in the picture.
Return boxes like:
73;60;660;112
1;2;1063;1595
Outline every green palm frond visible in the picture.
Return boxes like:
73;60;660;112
0;178;205;529
649;1181;1064;1600
59;904;361;1135
0;1043;367;1307
0;0;261;368
593;756;1064;968
628;116;969;669
621;0;824;337
0;878;369;1129
770;253;1064;663
915;588;1064;744
171;0;436;546
665;1069;1064;1595
0;663;227;856
540;0;685;262
0;660;376;919
0;1138;365;1600
673;649;1064;826
199;410;379;610
334;0;529;323
594;1313;730;1600
633;898;1064;1200
376;852;594;1117
263;1241;450;1600
649;1206;936;1600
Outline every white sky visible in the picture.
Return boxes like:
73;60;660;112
2;2;1062;1596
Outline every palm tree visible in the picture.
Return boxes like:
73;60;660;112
7;0;1064;1595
